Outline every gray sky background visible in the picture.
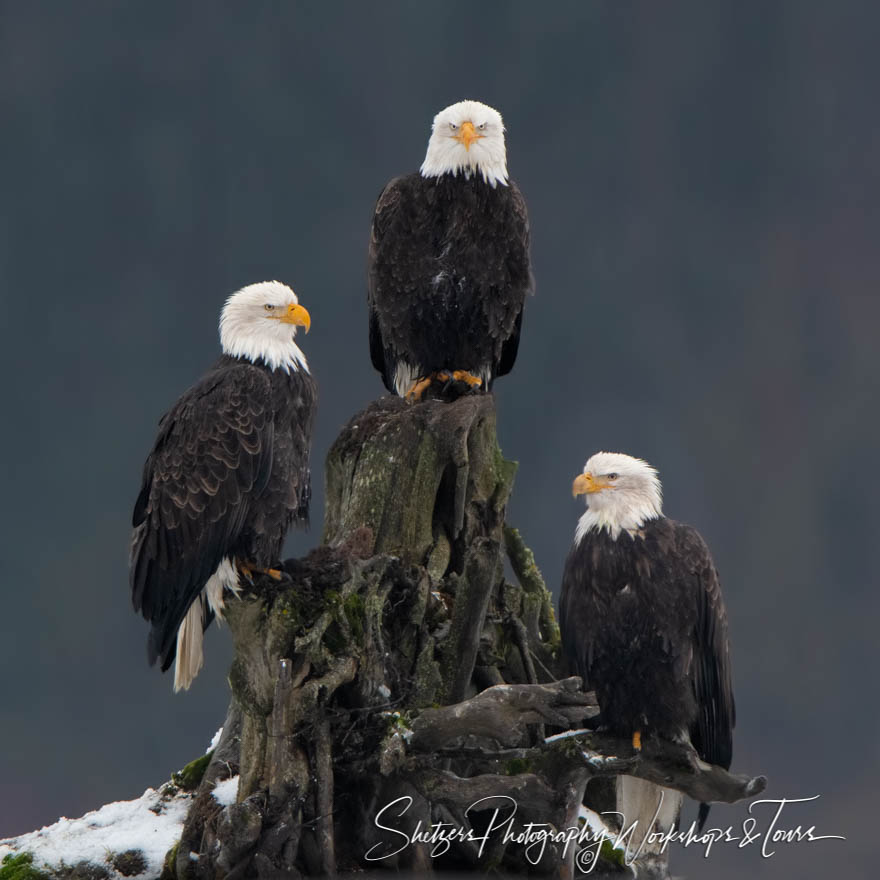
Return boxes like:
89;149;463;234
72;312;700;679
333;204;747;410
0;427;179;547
1;2;877;877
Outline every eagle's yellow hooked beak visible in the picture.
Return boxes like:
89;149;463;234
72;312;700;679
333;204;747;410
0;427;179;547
572;472;613;497
456;121;483;151
280;302;311;333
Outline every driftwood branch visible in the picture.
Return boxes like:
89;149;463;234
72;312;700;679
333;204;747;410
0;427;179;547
314;720;336;876
409;677;598;752
412;769;558;816
442;536;501;703
569;730;768;806
407;680;764;808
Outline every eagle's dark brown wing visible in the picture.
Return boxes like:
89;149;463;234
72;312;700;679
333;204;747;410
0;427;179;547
495;180;532;378
367;176;406;392
130;362;275;670
677;523;736;828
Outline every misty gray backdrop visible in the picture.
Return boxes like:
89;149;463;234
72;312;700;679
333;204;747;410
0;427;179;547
1;2;877;877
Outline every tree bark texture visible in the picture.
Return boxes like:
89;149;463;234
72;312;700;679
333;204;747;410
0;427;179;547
170;395;764;879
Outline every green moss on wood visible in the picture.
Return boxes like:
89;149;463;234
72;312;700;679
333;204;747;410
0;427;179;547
324;412;442;563
503;526;546;595
504;757;532;776
274;592;302;626
410;638;442;707
599;838;627;868
159;843;179;880
321;621;348;654
342;592;366;643
491;441;518;508
171;751;213;791
504;525;562;653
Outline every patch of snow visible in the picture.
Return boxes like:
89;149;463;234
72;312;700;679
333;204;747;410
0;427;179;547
208;726;223;752
211;775;239;807
578;803;619;843
545;727;591;743
0;784;191;879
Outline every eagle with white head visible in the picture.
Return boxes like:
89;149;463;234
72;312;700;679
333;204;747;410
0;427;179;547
559;452;736;851
368;99;533;400
130;281;316;691
419;99;509;186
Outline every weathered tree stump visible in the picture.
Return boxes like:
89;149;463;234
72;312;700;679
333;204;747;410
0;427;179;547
169;395;765;879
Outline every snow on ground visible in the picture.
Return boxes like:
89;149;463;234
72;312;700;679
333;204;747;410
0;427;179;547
0;784;191;879
0;733;239;878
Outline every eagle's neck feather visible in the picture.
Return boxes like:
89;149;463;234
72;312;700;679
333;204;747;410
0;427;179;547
420;165;508;188
221;332;309;374
575;507;662;544
420;144;508;188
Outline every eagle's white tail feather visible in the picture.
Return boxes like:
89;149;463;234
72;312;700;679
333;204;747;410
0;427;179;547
394;361;421;397
616;775;682;859
174;597;205;692
173;556;240;692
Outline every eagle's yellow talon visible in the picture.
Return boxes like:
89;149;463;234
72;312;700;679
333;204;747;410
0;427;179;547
405;376;434;401
452;370;482;387
237;560;282;582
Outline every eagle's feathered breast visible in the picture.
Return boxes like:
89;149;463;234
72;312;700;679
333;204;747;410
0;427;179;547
368;173;532;392
559;517;734;770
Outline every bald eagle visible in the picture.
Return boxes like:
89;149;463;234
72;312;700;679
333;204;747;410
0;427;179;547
368;99;533;400
558;452;735;845
130;281;316;691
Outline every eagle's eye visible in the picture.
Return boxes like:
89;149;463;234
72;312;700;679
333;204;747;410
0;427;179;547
264;304;275;311
449;122;458;131
607;473;619;480
478;122;486;131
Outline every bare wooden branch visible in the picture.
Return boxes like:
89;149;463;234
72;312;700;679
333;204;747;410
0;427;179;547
314;720;336;876
412;769;558;816
504;525;560;646
410;678;599;752
406;681;763;810
557;767;591;880
442;537;501;703
571;731;768;806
